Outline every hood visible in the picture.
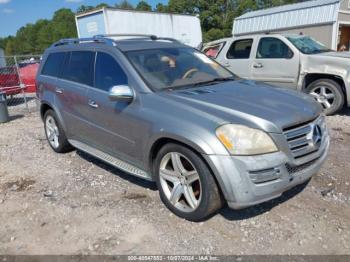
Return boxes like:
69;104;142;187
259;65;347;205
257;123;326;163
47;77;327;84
312;51;350;59
162;80;321;133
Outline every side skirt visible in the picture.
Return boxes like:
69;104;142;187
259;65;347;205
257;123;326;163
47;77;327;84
68;139;153;181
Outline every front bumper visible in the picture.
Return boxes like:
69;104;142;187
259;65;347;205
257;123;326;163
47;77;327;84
203;133;330;210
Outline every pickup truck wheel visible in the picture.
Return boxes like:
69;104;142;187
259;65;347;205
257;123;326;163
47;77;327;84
306;79;344;115
154;143;223;221
44;110;73;153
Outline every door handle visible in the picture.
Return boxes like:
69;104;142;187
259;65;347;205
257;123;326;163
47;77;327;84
253;63;263;69
223;62;230;67
88;100;99;108
55;88;64;94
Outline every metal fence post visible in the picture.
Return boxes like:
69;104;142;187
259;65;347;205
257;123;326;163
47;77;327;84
14;55;29;112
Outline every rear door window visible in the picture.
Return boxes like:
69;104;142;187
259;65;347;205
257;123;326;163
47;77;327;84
227;39;253;59
257;37;293;59
61;51;95;86
41;52;66;77
94;52;128;92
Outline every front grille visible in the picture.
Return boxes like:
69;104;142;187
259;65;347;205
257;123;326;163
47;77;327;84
285;158;319;175
283;116;326;160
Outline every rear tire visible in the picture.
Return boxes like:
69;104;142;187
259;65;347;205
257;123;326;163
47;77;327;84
44;109;73;153
306;79;344;115
154;143;223;221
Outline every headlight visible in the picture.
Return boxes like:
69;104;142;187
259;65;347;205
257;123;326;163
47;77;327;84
216;124;278;155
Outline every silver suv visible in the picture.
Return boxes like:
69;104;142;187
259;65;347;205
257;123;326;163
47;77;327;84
37;35;329;221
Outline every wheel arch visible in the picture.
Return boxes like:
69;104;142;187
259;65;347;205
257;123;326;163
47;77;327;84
40;102;52;120
147;136;227;200
303;73;347;105
40;101;67;133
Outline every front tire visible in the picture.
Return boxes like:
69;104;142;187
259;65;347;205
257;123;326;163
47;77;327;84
306;79;344;115
44;110;73;153
154;143;222;221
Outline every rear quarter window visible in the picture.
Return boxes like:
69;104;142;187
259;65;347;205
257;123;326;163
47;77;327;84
203;42;225;59
41;52;66;77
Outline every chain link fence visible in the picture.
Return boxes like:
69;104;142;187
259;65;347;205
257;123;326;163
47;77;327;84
0;55;41;117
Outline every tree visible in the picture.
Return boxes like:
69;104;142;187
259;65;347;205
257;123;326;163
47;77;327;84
116;0;134;10
136;1;152;11
50;9;77;41
0;37;9;50
5;37;16;55
204;28;225;42
155;3;168;12
167;0;197;14
96;3;111;9
0;0;304;55
76;5;95;14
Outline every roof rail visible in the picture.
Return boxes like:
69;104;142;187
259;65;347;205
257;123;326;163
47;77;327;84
95;34;158;40
95;34;181;43
51;34;182;48
51;37;116;48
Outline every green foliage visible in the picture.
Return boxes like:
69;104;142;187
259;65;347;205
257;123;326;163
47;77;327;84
76;5;95;14
155;3;168;12
205;28;225;42
136;1;152;11
116;0;134;10
1;0;302;55
2;8;76;55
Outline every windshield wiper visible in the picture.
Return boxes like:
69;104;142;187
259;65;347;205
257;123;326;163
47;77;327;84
192;77;235;87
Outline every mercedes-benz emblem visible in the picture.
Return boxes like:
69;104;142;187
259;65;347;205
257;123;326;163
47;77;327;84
312;124;322;147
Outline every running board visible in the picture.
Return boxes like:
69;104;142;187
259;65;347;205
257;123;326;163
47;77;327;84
68;139;152;181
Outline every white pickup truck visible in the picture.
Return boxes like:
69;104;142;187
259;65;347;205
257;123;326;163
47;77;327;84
203;34;350;115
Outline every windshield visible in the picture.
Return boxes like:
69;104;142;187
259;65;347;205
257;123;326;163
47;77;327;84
286;35;332;54
126;48;234;90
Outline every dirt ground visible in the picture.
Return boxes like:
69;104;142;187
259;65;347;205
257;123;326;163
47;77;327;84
0;107;350;255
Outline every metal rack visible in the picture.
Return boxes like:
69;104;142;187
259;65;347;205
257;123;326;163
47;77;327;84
51;34;181;48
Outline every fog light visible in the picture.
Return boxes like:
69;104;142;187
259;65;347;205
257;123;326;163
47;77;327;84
249;168;281;184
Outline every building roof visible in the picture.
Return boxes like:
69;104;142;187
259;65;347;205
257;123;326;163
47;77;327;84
233;0;341;35
75;7;197;18
238;0;340;19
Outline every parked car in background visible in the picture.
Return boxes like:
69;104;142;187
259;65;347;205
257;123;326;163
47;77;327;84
0;66;21;96
19;62;40;93
204;34;350;115
0;61;39;96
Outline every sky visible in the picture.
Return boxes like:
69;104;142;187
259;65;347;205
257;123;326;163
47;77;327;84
0;0;168;37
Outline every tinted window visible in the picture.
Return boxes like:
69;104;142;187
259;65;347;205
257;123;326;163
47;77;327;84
95;52;128;92
257;37;293;59
227;39;253;59
41;52;66;77
61;51;95;86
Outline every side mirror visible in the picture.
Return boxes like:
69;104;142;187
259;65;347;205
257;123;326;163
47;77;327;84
108;85;134;102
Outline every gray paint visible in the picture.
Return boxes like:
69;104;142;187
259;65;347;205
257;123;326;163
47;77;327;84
37;38;329;209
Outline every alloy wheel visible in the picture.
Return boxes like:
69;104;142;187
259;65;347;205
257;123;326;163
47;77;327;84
159;152;202;212
45;115;60;149
309;85;336;109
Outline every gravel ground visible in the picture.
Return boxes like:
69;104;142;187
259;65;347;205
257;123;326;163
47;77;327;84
0;106;349;255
